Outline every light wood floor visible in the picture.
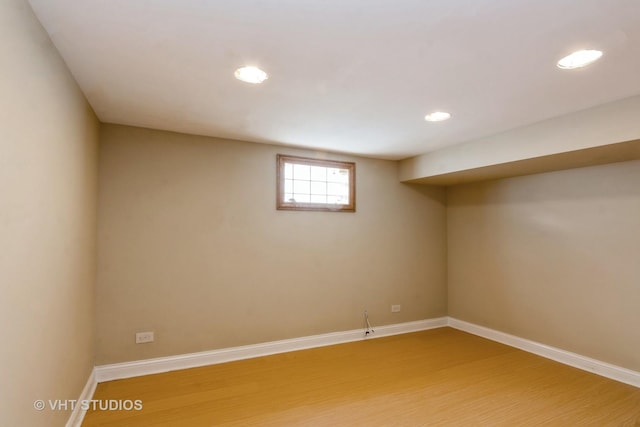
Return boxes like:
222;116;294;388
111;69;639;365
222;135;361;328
83;328;640;426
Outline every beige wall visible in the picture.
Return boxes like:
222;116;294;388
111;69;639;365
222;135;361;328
96;124;447;364
447;160;640;371
0;1;99;426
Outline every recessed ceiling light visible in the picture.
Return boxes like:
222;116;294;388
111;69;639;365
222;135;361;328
424;111;452;122
557;49;603;70
234;66;268;84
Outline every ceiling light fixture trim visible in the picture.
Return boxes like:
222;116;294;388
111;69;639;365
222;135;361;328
557;49;603;69
424;111;452;122
234;66;268;84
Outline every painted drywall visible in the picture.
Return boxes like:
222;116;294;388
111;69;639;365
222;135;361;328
400;95;640;183
405;139;640;186
447;160;640;371
96;124;447;364
0;1;99;426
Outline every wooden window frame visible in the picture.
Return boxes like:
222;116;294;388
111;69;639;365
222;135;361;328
276;154;356;212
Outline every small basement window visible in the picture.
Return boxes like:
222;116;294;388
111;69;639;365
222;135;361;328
276;154;356;212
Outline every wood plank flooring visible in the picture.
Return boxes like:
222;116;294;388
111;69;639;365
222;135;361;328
83;328;640;426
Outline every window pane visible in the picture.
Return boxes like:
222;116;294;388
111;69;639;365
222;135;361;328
327;168;349;183
284;163;293;179
293;180;310;194
277;155;354;212
293;193;310;203
328;182;348;196
310;181;327;195
310;166;326;181
310;194;327;203
327;195;348;205
293;164;310;180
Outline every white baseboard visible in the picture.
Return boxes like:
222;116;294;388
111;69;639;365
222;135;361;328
93;317;639;389
448;317;640;388
65;367;97;427
95;317;448;382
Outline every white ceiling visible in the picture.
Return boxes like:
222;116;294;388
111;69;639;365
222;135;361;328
28;0;640;160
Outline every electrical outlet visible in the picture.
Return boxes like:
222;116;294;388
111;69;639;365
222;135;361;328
391;304;401;313
135;331;154;344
